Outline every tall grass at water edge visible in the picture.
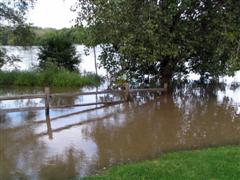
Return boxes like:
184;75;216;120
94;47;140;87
0;70;102;87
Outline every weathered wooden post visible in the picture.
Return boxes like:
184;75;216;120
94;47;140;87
95;86;98;108
46;112;53;139
45;87;50;115
124;83;130;101
164;83;168;91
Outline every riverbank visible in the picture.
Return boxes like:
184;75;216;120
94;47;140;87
0;70;102;87
82;146;240;179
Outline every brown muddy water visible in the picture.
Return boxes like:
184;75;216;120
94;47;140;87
0;82;240;179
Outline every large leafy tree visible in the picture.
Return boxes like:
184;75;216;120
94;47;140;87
74;0;240;86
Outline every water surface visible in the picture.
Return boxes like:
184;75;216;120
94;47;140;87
1;45;106;75
1;46;240;179
0;81;240;179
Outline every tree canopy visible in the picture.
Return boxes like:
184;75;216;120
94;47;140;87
74;0;240;86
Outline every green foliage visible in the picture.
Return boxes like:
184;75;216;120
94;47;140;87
38;33;81;72
0;47;22;70
11;25;35;46
33;26;93;45
0;25;35;46
0;0;35;68
31;27;57;45
0;48;5;68
0;26;91;46
0;0;35;26
0;70;102;87
58;27;90;45
75;0;240;85
82;146;240;180
0;27;11;45
0;0;35;44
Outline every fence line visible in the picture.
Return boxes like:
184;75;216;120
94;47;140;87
0;86;167;113
3;105;109;133
0;89;123;101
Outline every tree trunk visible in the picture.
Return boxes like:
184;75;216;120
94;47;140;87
93;46;98;76
160;57;175;89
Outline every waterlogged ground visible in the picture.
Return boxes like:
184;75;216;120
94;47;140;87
1;46;239;179
0;79;240;179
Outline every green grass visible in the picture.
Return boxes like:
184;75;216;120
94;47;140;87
81;146;240;180
0;70;102;87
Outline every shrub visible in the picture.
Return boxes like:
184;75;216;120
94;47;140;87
38;33;81;72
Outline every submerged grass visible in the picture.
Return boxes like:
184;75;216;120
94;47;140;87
0;70;102;87
82;146;240;180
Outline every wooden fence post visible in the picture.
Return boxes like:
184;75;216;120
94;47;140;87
46;112;53;139
45;87;50;115
164;83;168;91
124;83;130;101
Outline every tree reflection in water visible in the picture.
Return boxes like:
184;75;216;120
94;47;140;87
40;148;77;180
80;82;240;172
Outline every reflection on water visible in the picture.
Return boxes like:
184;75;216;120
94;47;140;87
0;81;240;179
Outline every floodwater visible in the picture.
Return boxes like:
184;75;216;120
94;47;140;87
0;80;240;179
0;47;240;179
1;45;106;75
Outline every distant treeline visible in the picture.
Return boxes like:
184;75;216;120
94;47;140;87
0;26;92;46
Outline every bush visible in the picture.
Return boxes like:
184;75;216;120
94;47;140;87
38;33;81;72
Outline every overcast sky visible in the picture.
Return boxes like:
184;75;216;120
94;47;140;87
27;0;77;29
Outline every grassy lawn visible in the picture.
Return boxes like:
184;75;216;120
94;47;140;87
81;146;240;180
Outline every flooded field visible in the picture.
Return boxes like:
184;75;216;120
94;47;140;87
0;80;240;179
1;46;240;178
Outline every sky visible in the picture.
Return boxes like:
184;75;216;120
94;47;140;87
27;0;77;29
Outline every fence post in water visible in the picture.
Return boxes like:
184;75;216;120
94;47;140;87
164;83;168;91
45;112;53;139
124;83;130;101
45;87;50;115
